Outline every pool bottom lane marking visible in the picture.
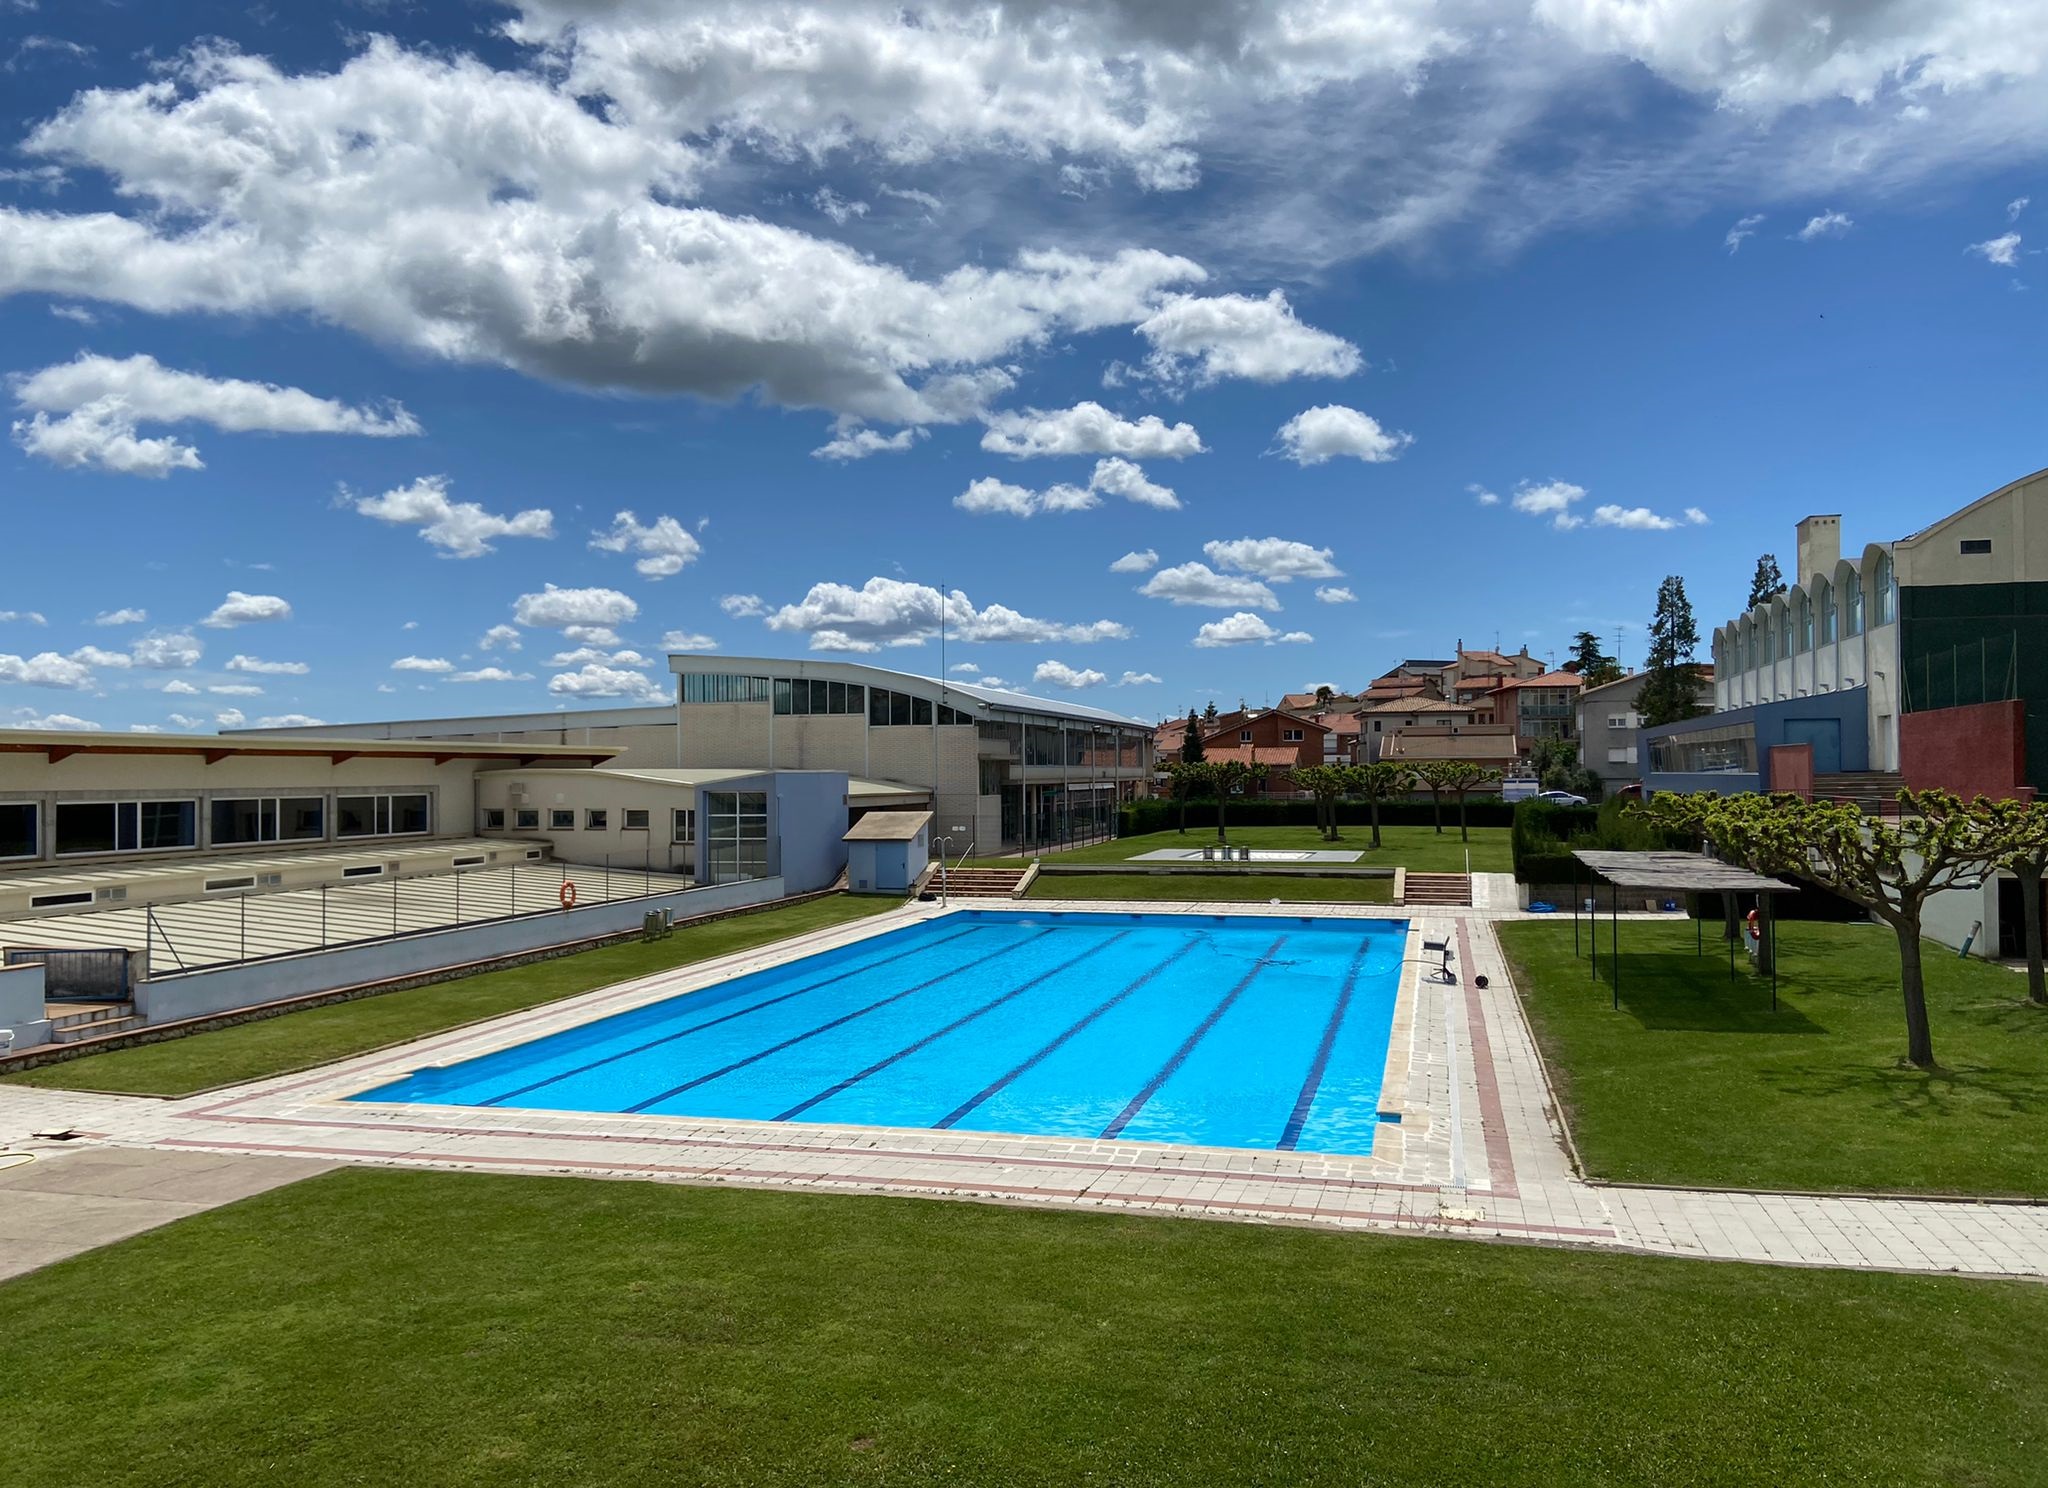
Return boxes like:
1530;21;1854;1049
474;923;990;1108
624;928;1057;1114
1274;937;1375;1151
1099;933;1289;1141
771;930;1135;1123
934;935;1204;1130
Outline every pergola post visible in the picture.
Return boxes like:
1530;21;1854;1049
1610;878;1619;1010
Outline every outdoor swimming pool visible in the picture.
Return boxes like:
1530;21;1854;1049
357;911;1410;1156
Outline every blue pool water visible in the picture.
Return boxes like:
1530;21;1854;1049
355;911;1409;1156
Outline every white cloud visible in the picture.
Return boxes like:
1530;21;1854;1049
811;425;924;461
255;713;325;728
976;676;1008;689
168;712;206;729
1724;213;1764;252
10;709;100;731
981;401;1204;459
589;510;703;578
0;610;48;625
9;352;416;476
207;683;264;696
660;630;717;651
202;592;292;628
49;304;97;325
479;624;523;652
2010;197;2031;222
1033;660;1109;690
1087;457;1179;510
1203;537;1341;582
514;585;640;631
561;624;624;648
1315;586;1357;604
226;654;308;675
129;631;203;669
1273;404;1411;465
391;656;454;673
1109;548;1160;573
1510;479;1588;531
68;645;132;668
547;663;669;702
812;186;868;225
948;662;981;674
720;593;766;618
0;651;94;688
1192;612;1313;647
1590;504;1679;531
213;708;247;729
1139;563;1280;610
160;679;199;695
1969;232;2022;267
1117;671;1163;686
448;667;532;684
1129;290;1359;387
955;476;1085;518
1684;507;1710;525
92;607;146;625
1469;484;1501;506
766;578;1128;651
1793;210;1854;242
352;475;554;559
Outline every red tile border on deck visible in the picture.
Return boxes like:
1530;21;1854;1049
1455;916;1518;1199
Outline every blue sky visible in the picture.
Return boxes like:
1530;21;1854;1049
1;1;2044;732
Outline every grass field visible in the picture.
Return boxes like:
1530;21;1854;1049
1027;872;1394;903
1;1168;2041;1487
1;896;898;1100
1497;919;2048;1197
977;823;1508;874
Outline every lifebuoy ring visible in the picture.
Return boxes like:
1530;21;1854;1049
1745;907;1760;942
559;880;578;909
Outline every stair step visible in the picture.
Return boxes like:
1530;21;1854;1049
45;1001;136;1030
50;1015;143;1043
1402;872;1472;908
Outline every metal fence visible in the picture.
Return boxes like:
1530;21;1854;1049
1902;632;2020;714
3;945;133;1002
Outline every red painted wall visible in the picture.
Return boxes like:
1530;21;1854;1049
1900;699;2031;801
1767;744;1813;798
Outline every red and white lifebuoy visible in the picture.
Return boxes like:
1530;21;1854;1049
1745;907;1760;943
559;880;578;910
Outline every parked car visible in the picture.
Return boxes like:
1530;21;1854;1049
1534;789;1588;806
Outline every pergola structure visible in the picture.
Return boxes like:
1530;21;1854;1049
1570;850;1799;1010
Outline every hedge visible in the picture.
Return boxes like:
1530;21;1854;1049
1509;798;1689;883
1119;796;1518;836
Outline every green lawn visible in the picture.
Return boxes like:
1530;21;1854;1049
1028;872;1394;903
976;823;1508;874
2;1170;2041;1487
1;896;898;1099
1497;919;2048;1197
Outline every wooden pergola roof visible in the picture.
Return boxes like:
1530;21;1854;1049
1571;850;1797;895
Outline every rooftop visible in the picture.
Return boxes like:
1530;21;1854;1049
843;811;934;842
0;728;617;767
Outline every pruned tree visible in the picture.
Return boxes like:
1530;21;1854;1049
1411;760;1499;842
1748;554;1787;610
1346;761;1410;850
1975;797;2048;1008
1638;789;2011;1068
1160;757;1203;835
1210;758;1268;843
1180;709;1205;764
1293;764;1348;842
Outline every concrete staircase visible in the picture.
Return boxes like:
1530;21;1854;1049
1401;872;1472;908
1814;770;1906;813
45;1001;143;1044
937;867;1030;899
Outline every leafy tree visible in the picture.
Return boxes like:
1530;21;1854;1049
1638;789;2010;1068
1160;759;1268;843
1748;553;1787;609
1567;631;1623;688
1180;709;1205;765
1977;797;2048;1008
1638;574;1709;727
1293;764;1348;842
1346;761;1410;850
1410;760;1500;842
1314;685;1335;707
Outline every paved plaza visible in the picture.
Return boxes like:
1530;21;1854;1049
2;884;2043;1281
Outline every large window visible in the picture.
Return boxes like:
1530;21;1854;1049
335;793;430;838
624;808;650;831
672;807;696;843
702;790;768;882
515;808;540;830
55;799;197;856
867;688;972;725
1817;580;1837;644
1876;551;1896;625
681;673;769;704
1647;723;1758;777
773;678;865;715
481;808;506;830
1796;593;1812;652
0;802;37;859
211;796;324;846
1844;576;1863;637
549;809;575;830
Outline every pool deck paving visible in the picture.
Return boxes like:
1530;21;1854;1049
1;894;2043;1283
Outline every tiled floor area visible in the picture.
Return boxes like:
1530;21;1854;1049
2;895;2043;1281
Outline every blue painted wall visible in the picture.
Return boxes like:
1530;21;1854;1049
1642;687;1868;797
694;770;850;894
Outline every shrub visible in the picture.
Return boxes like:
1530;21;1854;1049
1119;796;1517;837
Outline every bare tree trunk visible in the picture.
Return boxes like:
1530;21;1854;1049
1457;793;1469;843
1369;798;1383;850
1430;790;1443;834
1893;914;1936;1069
1216;794;1228;844
2021;862;2047;1007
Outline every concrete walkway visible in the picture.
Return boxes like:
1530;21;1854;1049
0;899;2041;1282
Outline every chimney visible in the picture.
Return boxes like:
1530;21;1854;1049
1795;515;1841;586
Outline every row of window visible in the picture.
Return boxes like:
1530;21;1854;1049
1730;556;1898;672
681;670;977;726
482;807;697;842
0;794;431;861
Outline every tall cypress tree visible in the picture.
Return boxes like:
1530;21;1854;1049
1747;554;1787;609
1567;630;1622;687
1180;709;1205;763
1639;575;1709;726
